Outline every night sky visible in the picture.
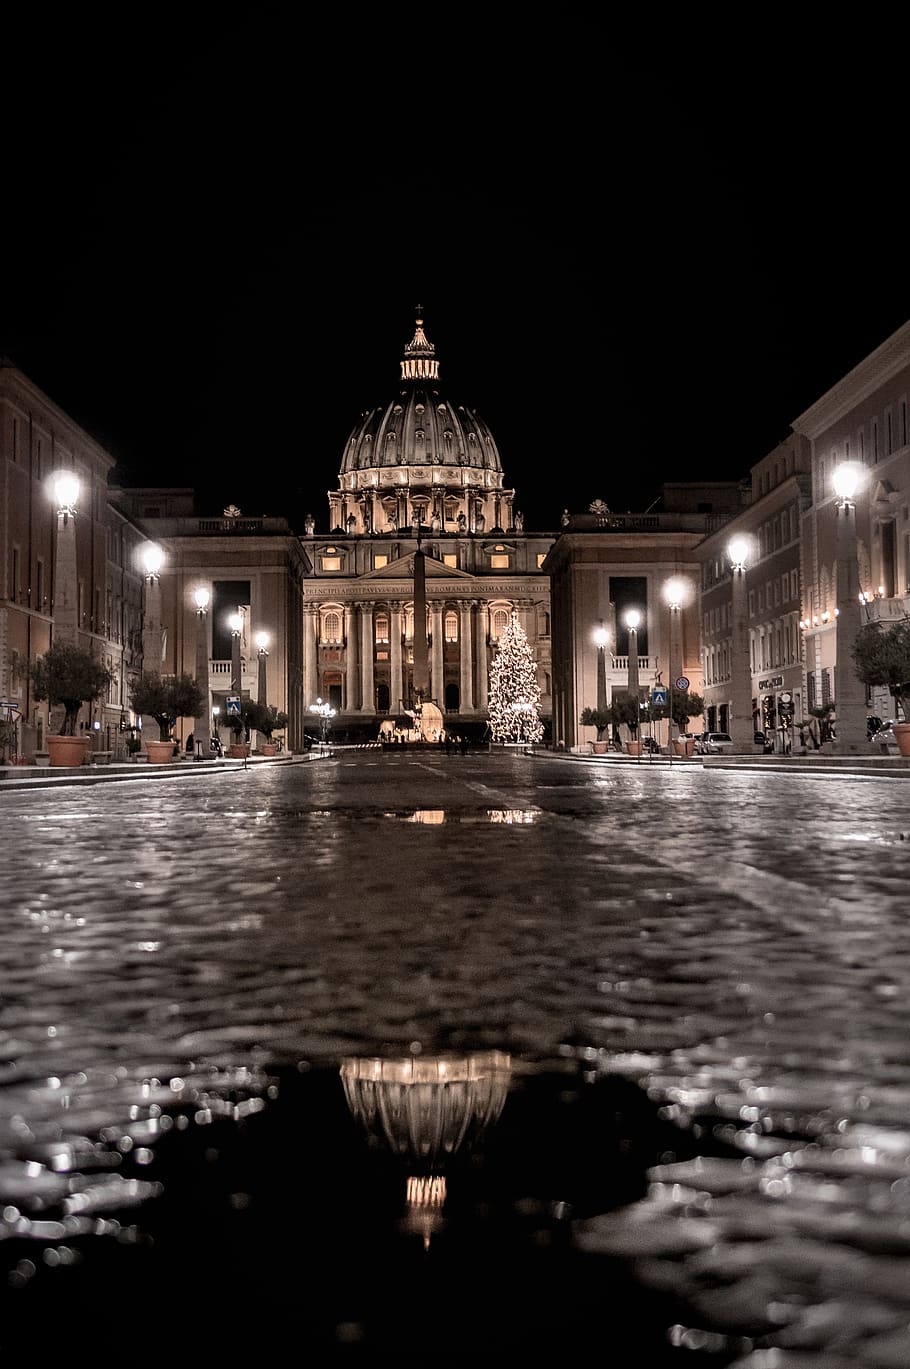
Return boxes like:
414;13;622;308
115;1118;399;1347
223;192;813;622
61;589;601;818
4;15;910;531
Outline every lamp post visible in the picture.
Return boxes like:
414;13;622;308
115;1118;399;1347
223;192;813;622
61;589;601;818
593;621;609;716
625;608;640;703
255;631;269;707
140;544;164;670
193;588;211;758
833;462;868;753
51;471;80;643
663;577;688;752
228;612;244;744
309;696;336;748
727;534;753;754
138;543;165;741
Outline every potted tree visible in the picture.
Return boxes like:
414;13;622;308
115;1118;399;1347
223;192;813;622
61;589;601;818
222;696;258;757
28;641;115;766
130;673;205;763
579;706;612;754
246;701;289;756
610;690;644;755
853;619;910;755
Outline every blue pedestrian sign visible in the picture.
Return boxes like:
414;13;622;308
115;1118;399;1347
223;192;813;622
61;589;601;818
226;695;241;716
651;687;668;707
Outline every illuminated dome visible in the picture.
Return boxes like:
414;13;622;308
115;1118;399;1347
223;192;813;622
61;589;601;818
328;315;517;536
339;317;503;480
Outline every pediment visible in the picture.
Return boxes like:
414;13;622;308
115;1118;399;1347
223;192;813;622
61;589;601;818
358;553;475;582
871;479;896;505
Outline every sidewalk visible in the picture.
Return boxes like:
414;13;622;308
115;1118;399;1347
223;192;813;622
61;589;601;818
0;751;314;790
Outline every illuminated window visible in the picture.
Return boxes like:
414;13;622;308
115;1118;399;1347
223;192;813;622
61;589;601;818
491;609;510;640
374;555;388;569
443;554;457;568
490;554;510;569
445;612;458;641
537;554;547;568
323;611;341;642
321;557;342;572
375;613;389;642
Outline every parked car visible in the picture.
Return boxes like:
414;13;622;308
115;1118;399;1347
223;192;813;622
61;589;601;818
698;732;734;754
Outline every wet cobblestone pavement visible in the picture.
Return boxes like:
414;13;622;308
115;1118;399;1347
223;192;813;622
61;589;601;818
3;749;910;1365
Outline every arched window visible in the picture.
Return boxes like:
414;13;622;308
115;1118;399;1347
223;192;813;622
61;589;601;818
323;611;341;643
444;611;458;641
491;608;511;641
375;613;389;643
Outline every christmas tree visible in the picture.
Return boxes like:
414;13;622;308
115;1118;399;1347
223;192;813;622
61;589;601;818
487;611;544;744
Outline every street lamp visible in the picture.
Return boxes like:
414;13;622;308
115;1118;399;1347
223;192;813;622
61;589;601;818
663;577;690;752
255;631;269;707
51;471;81;643
833;462;867;753
193;588;211;758
140;543;164;670
727;534;753;754
228;612;243;697
592;621;609;715
624;608;641;703
309;696;336;747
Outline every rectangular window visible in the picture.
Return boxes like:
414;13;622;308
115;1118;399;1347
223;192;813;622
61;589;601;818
748;590;755;617
321;557;342;572
490;555;510;569
443;554;457;569
10;546;19;601
373;555;388;569
36;558;44;609
790;569;798;600
536;554;547;568
873;419;880;461
902;399;908;447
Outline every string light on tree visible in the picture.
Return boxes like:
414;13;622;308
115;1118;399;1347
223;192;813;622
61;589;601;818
487;611;544;744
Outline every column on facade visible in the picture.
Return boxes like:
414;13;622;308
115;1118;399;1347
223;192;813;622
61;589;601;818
360;602;375;712
345;604;359;711
389;602;403;712
475;602;489;712
429;601;444;705
303;605;319;706
458;600;474;712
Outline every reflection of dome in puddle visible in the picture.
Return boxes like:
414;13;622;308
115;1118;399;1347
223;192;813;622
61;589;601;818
340;1051;512;1248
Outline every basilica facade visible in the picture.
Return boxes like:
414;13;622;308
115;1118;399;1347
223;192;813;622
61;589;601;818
300;318;554;738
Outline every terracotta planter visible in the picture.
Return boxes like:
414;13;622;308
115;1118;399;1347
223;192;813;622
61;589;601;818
259;742;278;757
228;742;251;759
46;735;91;767
145;739;177;764
673;738;695;757
592;740;608;754
626;740;642;756
893;723;910;757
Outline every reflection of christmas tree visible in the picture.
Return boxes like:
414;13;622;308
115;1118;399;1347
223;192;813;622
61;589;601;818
488;612;544;744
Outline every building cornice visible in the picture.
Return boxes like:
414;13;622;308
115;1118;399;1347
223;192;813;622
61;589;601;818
791;319;910;438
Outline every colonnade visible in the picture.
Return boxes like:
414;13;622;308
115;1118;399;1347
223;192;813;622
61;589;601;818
303;598;532;715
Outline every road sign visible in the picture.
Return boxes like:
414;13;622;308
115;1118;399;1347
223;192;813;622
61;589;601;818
651;687;668;707
226;696;241;716
675;677;689;691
